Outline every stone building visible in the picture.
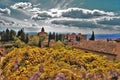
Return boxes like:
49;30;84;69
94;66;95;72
66;33;87;46
38;27;48;38
67;33;87;42
68;33;76;41
38;27;48;47
77;33;87;41
41;40;48;47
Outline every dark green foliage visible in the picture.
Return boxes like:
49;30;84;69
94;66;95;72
20;32;26;42
38;39;42;47
76;36;80;41
48;32;51;46
6;28;10;41
52;32;56;40
1;31;6;41
48;32;52;41
9;30;16;40
0;29;16;41
39;37;45;47
56;33;59;41
25;34;29;44
59;34;65;41
48;32;65;43
17;28;24;37
17;28;29;43
89;31;95;41
59;34;62;41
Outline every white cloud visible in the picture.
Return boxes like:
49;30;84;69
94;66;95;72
0;15;40;31
0;8;11;15
11;2;32;9
1;2;119;33
33;3;41;7
61;8;115;18
28;7;41;13
0;20;6;25
31;7;115;21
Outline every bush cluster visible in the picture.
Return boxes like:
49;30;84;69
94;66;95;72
0;46;120;80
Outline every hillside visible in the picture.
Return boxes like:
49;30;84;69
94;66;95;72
0;46;120;80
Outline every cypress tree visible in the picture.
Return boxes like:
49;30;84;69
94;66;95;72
89;31;95;41
39;39;42;47
1;31;6;41
6;28;10;41
52;32;55;40
55;33;59;41
76;36;80;41
48;32;52;47
25;34;29;44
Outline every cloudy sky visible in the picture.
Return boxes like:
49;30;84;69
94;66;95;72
0;0;120;34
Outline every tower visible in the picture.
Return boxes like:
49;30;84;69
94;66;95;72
41;27;45;32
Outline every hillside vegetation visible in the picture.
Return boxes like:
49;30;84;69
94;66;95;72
0;46;120;80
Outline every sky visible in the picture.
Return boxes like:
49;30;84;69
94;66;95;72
0;0;120;34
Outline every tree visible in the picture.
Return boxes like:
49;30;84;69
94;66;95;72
6;28;10;41
48;32;52;40
17;28;28;43
20;32;26;42
59;34;62;41
48;32;52;47
76;36;80;41
29;35;39;46
52;40;64;49
89;31;95;41
58;34;65;41
52;32;56;40
55;33;59;41
1;31;6;41
17;28;24;37
38;39;42;47
17;30;21;37
38;37;45;47
25;34;29;44
9;30;16;40
0;29;16;41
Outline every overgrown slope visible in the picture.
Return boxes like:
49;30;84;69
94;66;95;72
0;46;120;80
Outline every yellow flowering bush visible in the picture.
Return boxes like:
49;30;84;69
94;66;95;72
0;46;120;80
